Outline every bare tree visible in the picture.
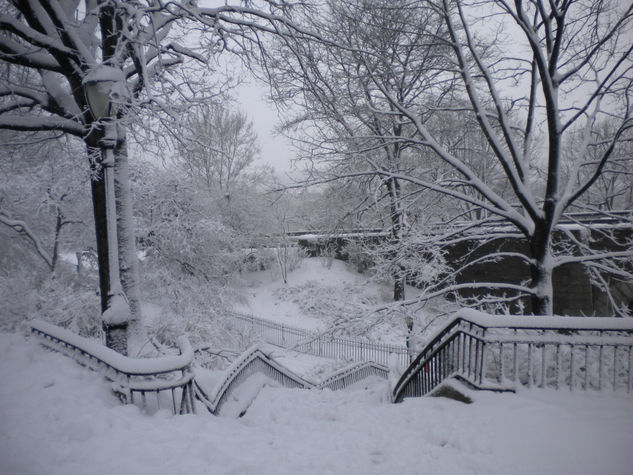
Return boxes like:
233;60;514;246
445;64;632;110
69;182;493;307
177;104;260;197
265;0;453;302
0;0;323;350
265;0;633;316
572;119;633;211
0;131;90;272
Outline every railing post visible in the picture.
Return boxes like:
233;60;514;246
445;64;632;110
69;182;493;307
556;344;562;390
612;346;617;392
628;346;632;394
541;344;547;389
499;342;504;383
598;345;603;391
479;339;486;385
467;335;473;379
569;346;575;391
584;345;589;391
527;343;533;388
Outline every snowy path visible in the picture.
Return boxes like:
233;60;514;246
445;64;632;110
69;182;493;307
2;331;633;475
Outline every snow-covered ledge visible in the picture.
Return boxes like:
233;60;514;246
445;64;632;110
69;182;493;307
452;308;633;331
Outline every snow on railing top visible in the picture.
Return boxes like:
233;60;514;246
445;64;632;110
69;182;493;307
30;319;193;375
195;344;313;415
393;309;633;402
451;308;633;332
317;360;389;390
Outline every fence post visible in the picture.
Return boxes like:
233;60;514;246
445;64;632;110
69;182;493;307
626;346;633;394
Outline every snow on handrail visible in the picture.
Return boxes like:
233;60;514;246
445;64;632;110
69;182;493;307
30;319;195;414
194;344;395;416
451;309;633;331
194;344;313;416
31;319;193;375
393;310;633;402
317;361;389;391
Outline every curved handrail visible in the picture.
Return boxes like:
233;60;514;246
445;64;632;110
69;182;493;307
195;345;313;416
31;319;193;374
393;310;633;402
318;361;389;391
30;319;195;414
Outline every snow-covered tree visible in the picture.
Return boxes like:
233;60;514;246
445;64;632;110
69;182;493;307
264;0;633;316
0;132;91;272
0;0;321;351
176;103;260;197
265;0;453;302
0;131;99;333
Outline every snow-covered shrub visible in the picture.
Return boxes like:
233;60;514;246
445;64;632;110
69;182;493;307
241;248;277;272
35;269;101;337
343;240;374;274
132;162;250;354
0;132;97;334
0;251;100;337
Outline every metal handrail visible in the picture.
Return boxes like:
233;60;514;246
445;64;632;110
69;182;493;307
227;311;410;366
317;361;389;391
393;311;633;402
194;345;313;416
30;319;195;414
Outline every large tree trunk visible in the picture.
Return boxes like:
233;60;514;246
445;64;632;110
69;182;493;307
529;223;554;315
114;127;142;341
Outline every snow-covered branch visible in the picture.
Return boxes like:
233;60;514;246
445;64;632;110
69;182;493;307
0;212;54;271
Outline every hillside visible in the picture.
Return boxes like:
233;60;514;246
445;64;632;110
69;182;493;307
236;257;436;345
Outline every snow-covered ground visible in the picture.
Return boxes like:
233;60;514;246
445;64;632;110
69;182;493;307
2;331;632;475
237;257;428;343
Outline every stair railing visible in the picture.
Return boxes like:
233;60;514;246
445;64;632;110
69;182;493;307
30;319;195;414
194;345;313;416
317;361;389;391
393;310;633;403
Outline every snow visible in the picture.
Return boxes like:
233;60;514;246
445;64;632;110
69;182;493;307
2;331;633;475
453;308;633;331
237;258;357;330
102;293;131;325
237;257;423;344
31;319;193;375
83;65;127;86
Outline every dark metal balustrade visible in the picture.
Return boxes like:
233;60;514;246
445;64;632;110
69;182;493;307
393;311;633;403
30;319;195;414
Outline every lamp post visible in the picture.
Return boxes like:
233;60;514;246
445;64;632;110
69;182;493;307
83;66;131;355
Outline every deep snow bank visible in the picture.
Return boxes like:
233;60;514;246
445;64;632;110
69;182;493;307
1;332;633;475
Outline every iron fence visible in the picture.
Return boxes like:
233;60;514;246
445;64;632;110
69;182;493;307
226;311;410;366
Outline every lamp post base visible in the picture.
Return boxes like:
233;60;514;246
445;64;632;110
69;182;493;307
103;322;128;355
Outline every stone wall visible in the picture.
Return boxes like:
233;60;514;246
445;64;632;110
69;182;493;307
295;227;632;316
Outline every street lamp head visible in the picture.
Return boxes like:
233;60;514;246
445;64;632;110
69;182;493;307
83;66;127;120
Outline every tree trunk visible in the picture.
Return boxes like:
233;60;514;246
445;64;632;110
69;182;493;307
529;224;554;315
387;177;406;302
114;128;142;339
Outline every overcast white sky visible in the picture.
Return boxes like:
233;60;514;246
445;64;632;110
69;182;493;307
197;2;300;179
234;77;298;177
